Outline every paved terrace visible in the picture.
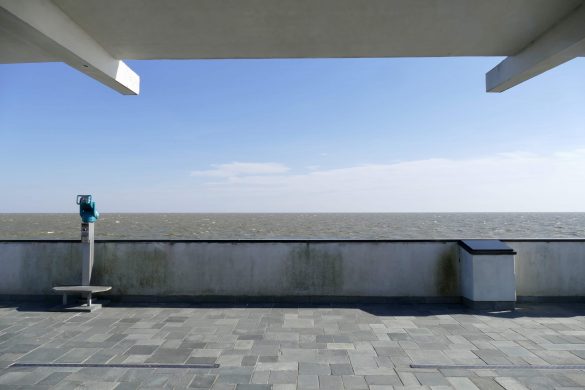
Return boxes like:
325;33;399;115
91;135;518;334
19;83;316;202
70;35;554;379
1;303;585;389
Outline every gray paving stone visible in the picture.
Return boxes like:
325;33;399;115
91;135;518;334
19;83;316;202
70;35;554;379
216;374;252;384
190;374;217;388
58;380;118;390
494;376;530;390
65;367;125;383
439;369;477;377
36;371;72;386
469;377;505;390
238;335;263;341
415;372;449;386
0;371;30;385
114;383;140;390
141;373;171;388
18;348;69;363
217;367;253;376
319;375;343;389
330;363;353;375
299;363;330;375
447;377;481;389
365;375;402;386
316;335;334;343
125;345;158;355
119;368;155;384
258;356;278;363
56;348;101;363
533;350;585;364
84;351;117;364
375;346;408;357
473;350;514;365
268;370;297;384
251;370;270;384
0;344;41;354
145;348;191;364
389;333;411;341
213;384;237;390
298;374;319;388
406;350;452;365
187;357;218;365
565;372;585;386
341;375;368;389
515;373;579;389
168;370;198;387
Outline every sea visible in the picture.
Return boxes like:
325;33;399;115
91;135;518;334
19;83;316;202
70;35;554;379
1;213;584;240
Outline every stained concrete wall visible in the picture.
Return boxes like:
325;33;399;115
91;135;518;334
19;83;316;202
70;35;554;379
0;241;459;300
1;240;584;301
506;240;585;298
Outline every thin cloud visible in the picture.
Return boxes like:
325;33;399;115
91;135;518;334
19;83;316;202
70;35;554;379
186;149;585;212
191;162;290;177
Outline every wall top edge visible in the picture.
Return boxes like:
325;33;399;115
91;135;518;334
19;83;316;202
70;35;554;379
0;239;584;243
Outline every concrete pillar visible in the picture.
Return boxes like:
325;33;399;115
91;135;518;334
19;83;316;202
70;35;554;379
459;240;516;310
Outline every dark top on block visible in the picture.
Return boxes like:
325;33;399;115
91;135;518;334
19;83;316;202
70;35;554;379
458;240;517;255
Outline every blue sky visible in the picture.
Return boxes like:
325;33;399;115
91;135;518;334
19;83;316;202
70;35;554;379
1;57;584;212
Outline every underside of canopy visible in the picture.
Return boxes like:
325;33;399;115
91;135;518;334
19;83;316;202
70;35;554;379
1;0;584;94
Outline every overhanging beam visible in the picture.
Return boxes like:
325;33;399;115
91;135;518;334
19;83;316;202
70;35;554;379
486;4;585;93
0;0;139;95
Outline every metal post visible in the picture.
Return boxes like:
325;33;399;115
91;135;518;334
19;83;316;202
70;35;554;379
81;222;94;286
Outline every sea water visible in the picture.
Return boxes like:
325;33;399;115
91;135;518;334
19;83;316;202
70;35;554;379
1;213;584;240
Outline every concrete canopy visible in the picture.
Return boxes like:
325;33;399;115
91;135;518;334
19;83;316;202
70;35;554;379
1;0;584;95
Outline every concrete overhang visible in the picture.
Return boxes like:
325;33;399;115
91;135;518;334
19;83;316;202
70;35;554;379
1;0;584;95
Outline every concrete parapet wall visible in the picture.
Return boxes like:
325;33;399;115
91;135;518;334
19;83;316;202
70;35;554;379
506;240;585;298
1;239;584;301
0;241;459;299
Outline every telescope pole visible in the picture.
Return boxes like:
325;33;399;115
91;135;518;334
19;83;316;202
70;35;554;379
81;222;94;286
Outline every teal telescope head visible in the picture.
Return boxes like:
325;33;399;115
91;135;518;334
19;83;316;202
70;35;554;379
76;195;99;223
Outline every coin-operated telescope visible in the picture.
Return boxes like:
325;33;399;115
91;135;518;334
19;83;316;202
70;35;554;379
76;195;99;285
52;195;111;311
77;195;99;223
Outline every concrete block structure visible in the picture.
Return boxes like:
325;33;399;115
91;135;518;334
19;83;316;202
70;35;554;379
458;240;517;310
